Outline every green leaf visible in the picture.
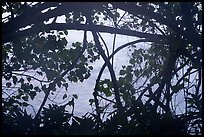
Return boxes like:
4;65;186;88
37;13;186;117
60;64;67;70
99;86;112;97
172;85;180;93
119;70;126;76
46;70;56;80
62;94;67;100
72;76;78;82
129;58;135;64
172;83;184;93
61;38;68;46
13;63;21;70
150;76;158;84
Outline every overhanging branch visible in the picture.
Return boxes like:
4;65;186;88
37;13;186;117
3;22;167;44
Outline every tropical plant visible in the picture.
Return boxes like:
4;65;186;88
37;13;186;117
2;2;202;135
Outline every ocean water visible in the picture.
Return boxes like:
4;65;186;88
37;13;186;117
3;30;187;117
25;31;139;117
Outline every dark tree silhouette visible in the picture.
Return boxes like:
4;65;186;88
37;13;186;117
2;2;202;135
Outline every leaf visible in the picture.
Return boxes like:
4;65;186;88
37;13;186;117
12;76;18;85
73;94;78;99
57;81;62;88
6;82;11;87
61;38;68;46
60;64;66;70
142;26;146;31
13;63;21;70
150;76;158;84
27;77;31;82
68;98;74;106
46;70;56;80
172;83;184;93
99;86;112;97
62;94;67;100
89;66;93;70
29;91;36;100
72;76;78;82
22;95;29;101
119;70;126;76
19;78;24;84
42;85;46;91
22;102;29;107
172;85;180;93
29;84;33;89
59;32;64;35
34;86;40;92
61;78;66;82
131;58;137;64
89;99;95;105
49;83;56;91
63;83;68;90
64;30;68;35
37;71;43;76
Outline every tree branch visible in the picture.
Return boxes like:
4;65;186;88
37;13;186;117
111;2;201;48
3;22;167;44
34;30;87;121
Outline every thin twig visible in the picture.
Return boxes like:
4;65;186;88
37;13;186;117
12;72;50;83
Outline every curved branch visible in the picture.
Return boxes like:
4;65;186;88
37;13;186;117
111;2;201;48
91;30;124;116
3;2;61;35
97;33;110;58
94;39;156;96
3;2;104;37
94;38;157;117
3;22;167;44
12;72;50;83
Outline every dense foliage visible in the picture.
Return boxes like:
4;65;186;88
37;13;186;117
2;2;202;135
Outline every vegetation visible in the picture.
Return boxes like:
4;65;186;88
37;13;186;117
2;2;202;135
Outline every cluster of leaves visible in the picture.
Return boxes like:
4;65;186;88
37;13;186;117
2;2;202;135
2;30;100;104
116;37;202;134
2;98;189;135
